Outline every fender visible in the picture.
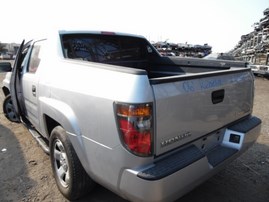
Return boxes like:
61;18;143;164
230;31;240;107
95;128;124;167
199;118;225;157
2;72;11;96
39;97;90;170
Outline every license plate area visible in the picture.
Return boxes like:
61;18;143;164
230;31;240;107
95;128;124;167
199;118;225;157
193;129;225;153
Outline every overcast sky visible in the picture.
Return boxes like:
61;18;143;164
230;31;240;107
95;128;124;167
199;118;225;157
1;0;268;52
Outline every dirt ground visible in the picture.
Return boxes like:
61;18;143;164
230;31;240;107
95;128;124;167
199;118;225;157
0;72;268;202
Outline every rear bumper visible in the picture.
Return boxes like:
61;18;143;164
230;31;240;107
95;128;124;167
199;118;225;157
119;116;261;202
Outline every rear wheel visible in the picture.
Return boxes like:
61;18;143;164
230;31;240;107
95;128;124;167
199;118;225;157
49;126;95;200
3;95;20;122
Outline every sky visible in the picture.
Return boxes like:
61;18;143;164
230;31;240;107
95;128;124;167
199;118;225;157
0;0;268;52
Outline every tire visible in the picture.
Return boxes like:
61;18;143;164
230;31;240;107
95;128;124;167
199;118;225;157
3;95;20;123
49;126;95;200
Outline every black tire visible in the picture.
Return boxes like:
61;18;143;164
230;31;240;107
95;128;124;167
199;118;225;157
49;126;95;200
3;94;20;123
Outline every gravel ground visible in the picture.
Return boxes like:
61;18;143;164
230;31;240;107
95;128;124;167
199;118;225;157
0;72;268;202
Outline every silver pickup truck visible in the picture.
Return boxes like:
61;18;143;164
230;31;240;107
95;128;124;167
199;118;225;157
1;31;261;202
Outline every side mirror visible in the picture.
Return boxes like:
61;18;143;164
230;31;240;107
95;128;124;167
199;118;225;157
0;62;12;72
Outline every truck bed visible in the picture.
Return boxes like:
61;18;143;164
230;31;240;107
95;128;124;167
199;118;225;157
85;56;247;79
61;32;247;80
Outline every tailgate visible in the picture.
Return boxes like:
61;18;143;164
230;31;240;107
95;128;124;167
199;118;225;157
151;69;254;156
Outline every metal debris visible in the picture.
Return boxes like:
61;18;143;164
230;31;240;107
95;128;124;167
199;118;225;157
151;41;212;58
231;7;269;65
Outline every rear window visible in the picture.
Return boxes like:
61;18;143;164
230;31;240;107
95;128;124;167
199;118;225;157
61;34;151;63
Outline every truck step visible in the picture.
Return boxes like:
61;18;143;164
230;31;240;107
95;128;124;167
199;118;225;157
137;145;205;180
206;146;237;167
228;116;262;133
28;129;50;154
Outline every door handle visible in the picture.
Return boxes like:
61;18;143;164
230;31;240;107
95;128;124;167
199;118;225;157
32;85;36;97
211;89;224;104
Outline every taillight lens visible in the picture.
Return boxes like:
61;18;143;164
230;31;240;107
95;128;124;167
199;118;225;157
115;103;153;157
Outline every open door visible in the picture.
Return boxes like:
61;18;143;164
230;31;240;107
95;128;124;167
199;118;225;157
8;40;25;122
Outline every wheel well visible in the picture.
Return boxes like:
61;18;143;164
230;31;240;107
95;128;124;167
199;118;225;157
44;115;60;136
2;86;10;97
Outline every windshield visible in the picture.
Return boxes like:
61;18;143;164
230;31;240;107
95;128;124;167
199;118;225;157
61;34;153;63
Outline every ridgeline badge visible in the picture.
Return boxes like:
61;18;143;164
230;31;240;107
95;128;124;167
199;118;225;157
161;132;192;148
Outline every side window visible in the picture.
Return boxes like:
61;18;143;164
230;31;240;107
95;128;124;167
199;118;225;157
20;45;32;71
28;41;44;73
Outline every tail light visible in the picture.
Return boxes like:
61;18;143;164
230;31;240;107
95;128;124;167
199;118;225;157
115;103;153;157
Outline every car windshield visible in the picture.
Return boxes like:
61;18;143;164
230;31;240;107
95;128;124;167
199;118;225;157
61;34;151;62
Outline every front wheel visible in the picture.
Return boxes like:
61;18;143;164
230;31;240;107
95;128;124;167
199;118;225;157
3;95;20;123
49;126;95;200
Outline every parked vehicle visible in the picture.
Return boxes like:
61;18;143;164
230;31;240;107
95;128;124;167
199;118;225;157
0;53;11;60
248;64;269;77
0;62;12;72
1;30;261;202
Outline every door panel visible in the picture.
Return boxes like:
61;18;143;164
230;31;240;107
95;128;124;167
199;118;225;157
9;40;25;121
21;40;44;129
22;73;39;127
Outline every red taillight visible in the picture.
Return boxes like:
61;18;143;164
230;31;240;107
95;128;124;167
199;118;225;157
116;103;153;156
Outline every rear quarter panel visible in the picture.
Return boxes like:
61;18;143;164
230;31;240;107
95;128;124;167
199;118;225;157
37;59;155;192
